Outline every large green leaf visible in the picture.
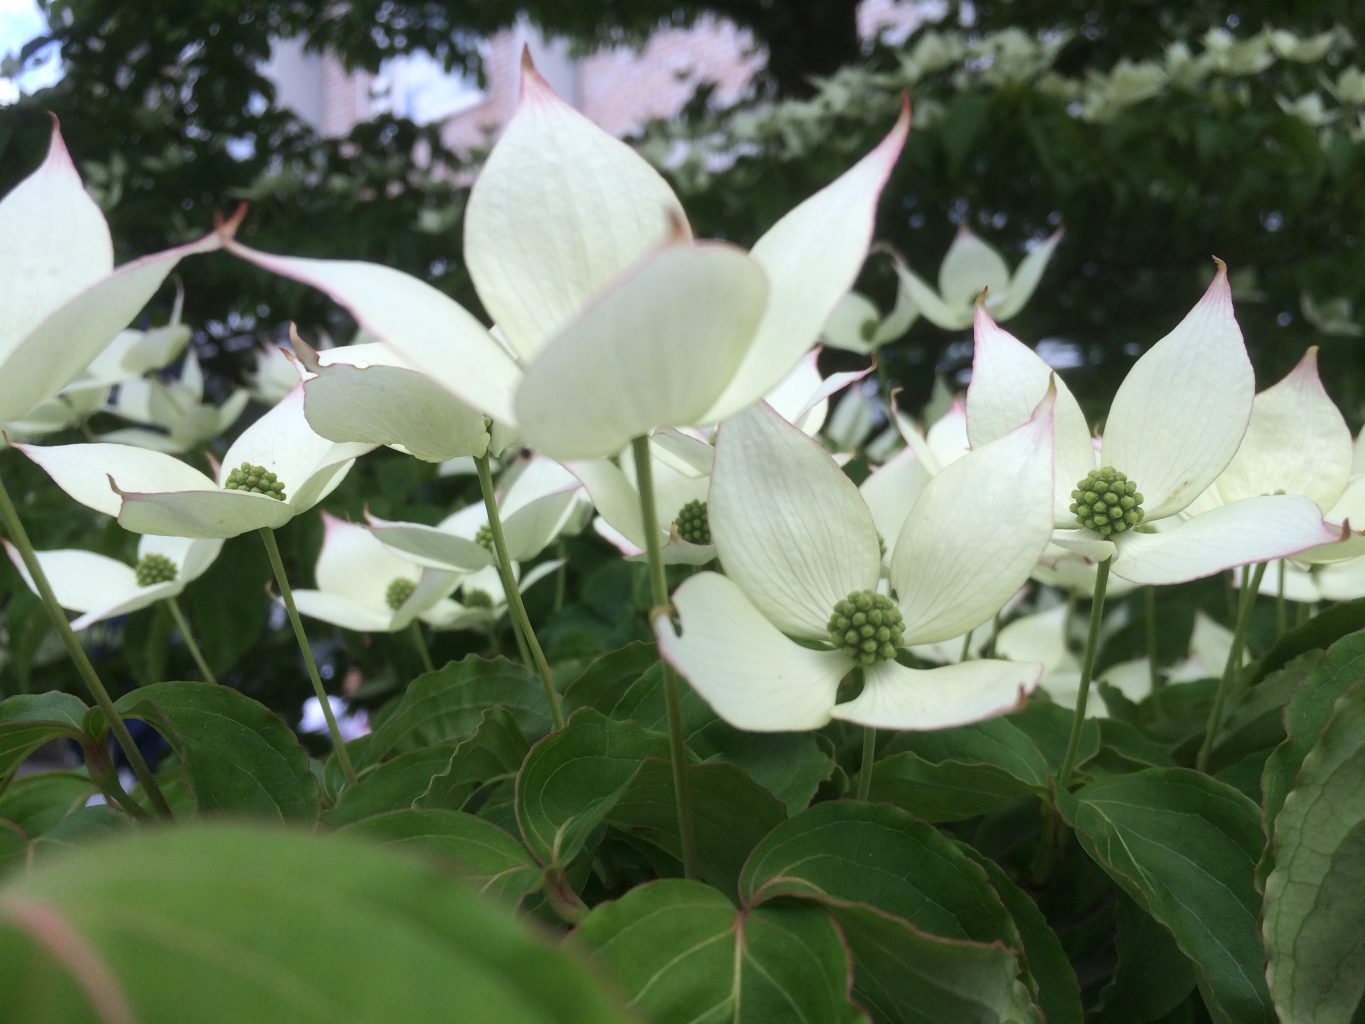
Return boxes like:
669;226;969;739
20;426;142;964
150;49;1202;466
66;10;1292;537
870;716;1051;821
571;878;866;1024
338;808;543;907
416;706;530;811
361;655;551;768
1248;596;1365;685
1092;894;1197;1024
1259;630;1365;889
1060;769;1272;1024
0;824;633;1023
608;759;785;897
0;772;99;836
90;682;318;820
516;708;671;867
325;748;454;826
0;692;89;785
1263;682;1365;1024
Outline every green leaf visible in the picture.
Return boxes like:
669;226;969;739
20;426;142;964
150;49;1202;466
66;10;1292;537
0;692;89;785
1259;630;1365;889
361;655;551;768
28;805;132;865
870;716;1051;821
337;808;543;908
1248;596;1365;685
1092;894;1197;1024
608;759;785;897
416;707;530;811
0;820;27;877
325;748;454;827
1008;701;1101;777
0;772;99;836
91;682;318;821
571;878;867;1024
516;708;672;867
0;824;633;1023
1060;768;1272;1024
966;849;1083;1024
741;801;1019;946
1263;682;1365;1024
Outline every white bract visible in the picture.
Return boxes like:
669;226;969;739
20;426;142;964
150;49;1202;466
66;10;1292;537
0;121;220;429
222;54;907;461
19;385;372;539
891;225;1063;331
966;263;1340;586
288;514;462;633
4;534;222;630
101;350;250;454
655;397;1056;732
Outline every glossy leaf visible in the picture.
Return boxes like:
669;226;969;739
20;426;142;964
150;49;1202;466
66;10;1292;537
0;692;89;786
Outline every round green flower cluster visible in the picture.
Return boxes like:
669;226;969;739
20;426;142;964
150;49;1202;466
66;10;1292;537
464;589;494;609
1071;467;1144;537
223;462;286;501
675;499;711;546
475;525;494;551
827;590;904;666
385;577;416;611
134;553;178;587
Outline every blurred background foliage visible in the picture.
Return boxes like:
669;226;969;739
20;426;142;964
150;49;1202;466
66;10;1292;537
0;0;1362;705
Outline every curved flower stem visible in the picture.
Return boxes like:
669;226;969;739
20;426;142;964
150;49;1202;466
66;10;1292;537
0;472;173;818
1145;587;1160;690
1275;560;1287;638
475;454;563;730
1057;557;1113;791
857;726;877;801
409;621;434;674
631;435;700;880
258;527;358;786
165;596;217;684
1196;561;1267;773
958;628;974;663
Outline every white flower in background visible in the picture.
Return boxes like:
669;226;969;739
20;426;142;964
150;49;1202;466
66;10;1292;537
246;343;302;406
435;560;564;634
223;54;908;462
655;396;1056;732
1299;293;1361;338
890;225;1063;331
100;349;249;454
1263;557;1365;604
300;695;369;742
4;534;222;630
967;263;1340;586
1264;26;1340;63
1199;28;1274;76
288;513;462;633
822;259;918;355
368;454;585;572
0;120;220;429
18;384;372;538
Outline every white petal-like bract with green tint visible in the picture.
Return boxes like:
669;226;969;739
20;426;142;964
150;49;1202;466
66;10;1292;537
967;306;1094;521
515;242;768;460
710;402;882;639
993;228;1064;320
702;101;909;423
1108;494;1339;586
1213;347;1352;509
830;658;1039;730
18;441;216;518
224;241;521;427
366;513;493;573
938;227;1012;311
1101;262;1252;519
655;572;852;732
892;390;1056;644
465;54;689;365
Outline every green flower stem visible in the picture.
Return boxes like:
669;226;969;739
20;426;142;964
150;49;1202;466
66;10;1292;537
409;621;434;674
857;725;877;801
1275;560;1287;638
958;628;974;663
984;609;1002;658
1196;561;1267;772
553;541;568;613
1057;557;1113;791
631;434;700;881
1145;587;1160;690
0;471;173;819
474;454;564;731
258;527;358;786
165;595;217;684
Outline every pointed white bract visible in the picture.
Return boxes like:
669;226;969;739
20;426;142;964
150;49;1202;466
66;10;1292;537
966;263;1341;585
20;385;373;539
224;57;908;461
4;534;222;630
0;121;221;427
656;398;1055;732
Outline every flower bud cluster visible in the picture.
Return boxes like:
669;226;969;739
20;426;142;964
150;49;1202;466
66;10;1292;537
1071;467;1144;537
827;590;904;666
384;577;416;611
675;500;711;546
224;462;286;501
134;553;178;587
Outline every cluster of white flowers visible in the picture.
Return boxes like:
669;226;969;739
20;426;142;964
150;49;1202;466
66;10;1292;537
3;55;1361;736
